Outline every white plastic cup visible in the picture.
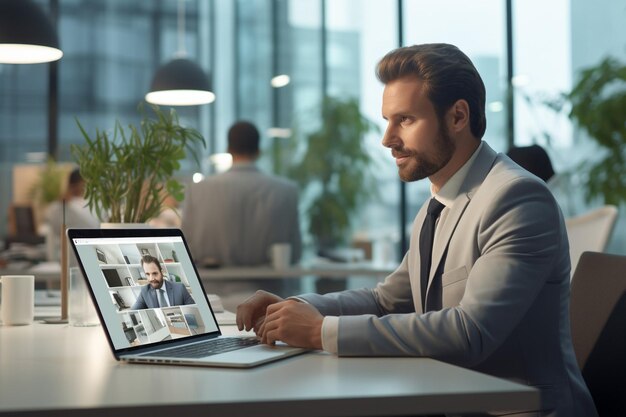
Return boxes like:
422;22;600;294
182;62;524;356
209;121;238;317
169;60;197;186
269;243;292;270
0;275;34;326
68;267;100;327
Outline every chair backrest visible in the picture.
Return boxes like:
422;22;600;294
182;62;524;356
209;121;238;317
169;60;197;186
7;204;37;236
565;205;618;275
570;251;626;416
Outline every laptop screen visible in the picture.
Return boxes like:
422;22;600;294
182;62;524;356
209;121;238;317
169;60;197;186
70;230;219;351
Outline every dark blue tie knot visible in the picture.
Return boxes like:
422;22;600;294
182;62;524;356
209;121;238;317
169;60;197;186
427;198;445;216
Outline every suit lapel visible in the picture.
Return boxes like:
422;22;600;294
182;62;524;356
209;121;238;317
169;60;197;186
426;143;499;296
429;193;470;280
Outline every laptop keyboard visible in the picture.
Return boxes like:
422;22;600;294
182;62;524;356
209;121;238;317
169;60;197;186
151;337;260;358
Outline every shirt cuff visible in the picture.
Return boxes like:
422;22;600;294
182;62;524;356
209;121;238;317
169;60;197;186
321;316;339;354
287;296;308;304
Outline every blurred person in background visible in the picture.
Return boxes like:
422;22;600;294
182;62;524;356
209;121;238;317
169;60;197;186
182;121;301;309
46;168;99;262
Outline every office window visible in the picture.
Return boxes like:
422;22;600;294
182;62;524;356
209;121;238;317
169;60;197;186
235;0;323;169
233;0;401;261
324;0;399;262
401;0;508;241
513;0;626;253
0;0;211;236
57;0;207;162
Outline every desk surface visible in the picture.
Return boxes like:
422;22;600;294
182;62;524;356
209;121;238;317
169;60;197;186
0;322;540;416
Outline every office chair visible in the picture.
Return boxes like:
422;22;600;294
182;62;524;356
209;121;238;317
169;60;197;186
569;251;626;416
5;204;45;248
565;205;618;276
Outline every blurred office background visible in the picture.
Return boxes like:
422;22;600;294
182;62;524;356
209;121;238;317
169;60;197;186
0;0;624;262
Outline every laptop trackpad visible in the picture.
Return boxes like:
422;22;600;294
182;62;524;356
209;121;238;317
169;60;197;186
200;344;304;366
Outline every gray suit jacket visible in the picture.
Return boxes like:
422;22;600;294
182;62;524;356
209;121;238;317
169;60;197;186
181;163;302;266
300;143;597;417
131;280;195;310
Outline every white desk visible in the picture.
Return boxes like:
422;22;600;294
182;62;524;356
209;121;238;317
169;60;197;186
0;322;540;416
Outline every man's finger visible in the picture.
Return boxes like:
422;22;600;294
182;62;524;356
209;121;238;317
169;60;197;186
238;310;253;331
235;308;244;331
252;316;265;334
260;320;279;345
265;300;289;316
264;329;278;345
257;318;266;337
258;311;280;342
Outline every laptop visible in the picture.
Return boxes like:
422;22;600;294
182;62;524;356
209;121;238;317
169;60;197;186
67;227;308;368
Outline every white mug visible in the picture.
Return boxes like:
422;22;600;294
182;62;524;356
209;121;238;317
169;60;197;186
269;243;292;270
0;275;34;326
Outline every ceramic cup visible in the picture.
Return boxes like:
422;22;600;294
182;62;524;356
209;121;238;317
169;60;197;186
0;275;34;326
269;243;292;270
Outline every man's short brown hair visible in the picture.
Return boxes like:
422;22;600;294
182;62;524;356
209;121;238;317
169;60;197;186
227;121;260;156
141;254;162;273
376;43;487;139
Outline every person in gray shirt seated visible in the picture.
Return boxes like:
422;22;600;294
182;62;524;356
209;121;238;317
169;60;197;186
46;168;99;261
181;121;302;306
131;255;194;310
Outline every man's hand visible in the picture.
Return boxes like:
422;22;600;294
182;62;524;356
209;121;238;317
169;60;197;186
236;290;284;332
257;300;324;349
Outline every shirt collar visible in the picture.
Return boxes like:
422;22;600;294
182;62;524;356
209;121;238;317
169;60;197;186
431;141;484;207
229;161;259;172
156;280;169;294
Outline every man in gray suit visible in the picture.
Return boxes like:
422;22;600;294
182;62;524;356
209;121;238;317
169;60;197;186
182;121;301;306
131;255;194;309
182;121;301;267
236;44;597;417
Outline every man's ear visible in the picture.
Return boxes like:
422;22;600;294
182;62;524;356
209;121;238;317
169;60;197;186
447;99;470;133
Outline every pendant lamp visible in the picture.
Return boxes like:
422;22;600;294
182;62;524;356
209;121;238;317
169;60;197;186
0;0;63;64
145;0;214;106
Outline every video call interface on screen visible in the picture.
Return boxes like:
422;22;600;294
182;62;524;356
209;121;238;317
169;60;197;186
73;236;219;349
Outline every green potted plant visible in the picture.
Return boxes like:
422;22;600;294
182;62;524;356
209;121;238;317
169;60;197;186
71;105;205;223
286;96;380;250
29;158;66;206
565;56;626;206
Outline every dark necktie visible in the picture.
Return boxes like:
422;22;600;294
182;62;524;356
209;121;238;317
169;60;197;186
157;289;168;307
419;198;445;311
